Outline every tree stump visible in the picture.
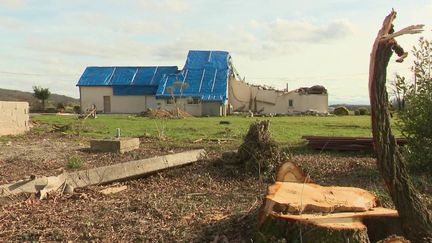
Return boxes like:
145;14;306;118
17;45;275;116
257;161;400;243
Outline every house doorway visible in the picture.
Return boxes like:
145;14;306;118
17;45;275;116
103;96;111;113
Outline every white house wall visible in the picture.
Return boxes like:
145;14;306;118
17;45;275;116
229;78;328;114
80;87;158;113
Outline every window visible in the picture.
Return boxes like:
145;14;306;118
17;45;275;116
289;99;293;107
188;98;200;104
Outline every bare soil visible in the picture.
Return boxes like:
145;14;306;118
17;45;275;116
0;124;430;242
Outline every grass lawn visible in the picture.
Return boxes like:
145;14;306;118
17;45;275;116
31;114;401;146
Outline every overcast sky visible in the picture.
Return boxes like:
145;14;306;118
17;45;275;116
0;0;431;104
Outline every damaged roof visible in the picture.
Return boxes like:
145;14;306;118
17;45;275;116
76;50;231;102
156;50;231;102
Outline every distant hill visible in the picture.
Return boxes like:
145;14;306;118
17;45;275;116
0;88;79;111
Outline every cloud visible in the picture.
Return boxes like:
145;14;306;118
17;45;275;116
137;0;190;13
0;16;24;30
0;0;26;10
265;18;355;43
62;12;173;36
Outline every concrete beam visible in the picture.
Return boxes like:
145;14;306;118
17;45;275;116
0;149;205;199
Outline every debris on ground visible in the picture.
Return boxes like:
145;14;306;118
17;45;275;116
99;185;128;195
138;108;192;118
302;136;408;151
233;120;287;181
193;138;234;144
0;149;205;200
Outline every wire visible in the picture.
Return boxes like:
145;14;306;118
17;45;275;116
0;70;78;77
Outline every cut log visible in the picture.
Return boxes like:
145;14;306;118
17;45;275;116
276;161;311;183
265;182;378;215
0;149;205;199
258;161;400;242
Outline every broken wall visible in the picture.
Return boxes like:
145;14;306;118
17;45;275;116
229;78;328;114
0;101;29;136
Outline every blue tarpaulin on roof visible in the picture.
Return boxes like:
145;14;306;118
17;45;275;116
76;50;231;101
156;50;230;102
77;66;178;86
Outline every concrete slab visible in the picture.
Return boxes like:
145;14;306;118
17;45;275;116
90;137;140;153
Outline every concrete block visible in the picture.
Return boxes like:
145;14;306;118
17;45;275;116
90;137;140;153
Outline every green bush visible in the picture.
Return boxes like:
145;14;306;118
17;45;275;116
73;105;81;114
66;155;84;169
358;107;369;115
56;103;65;110
354;110;360;115
397;38;432;172
333;106;349;116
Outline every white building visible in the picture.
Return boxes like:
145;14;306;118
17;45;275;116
77;50;328;116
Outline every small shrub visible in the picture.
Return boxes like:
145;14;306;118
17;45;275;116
73;105;81;114
333;106;349;116
354;110;360;116
56;103;65;110
358;107;369;115
66;155;84;169
46;107;57;113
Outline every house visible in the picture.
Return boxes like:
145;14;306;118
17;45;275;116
77;50;230;116
77;50;328;116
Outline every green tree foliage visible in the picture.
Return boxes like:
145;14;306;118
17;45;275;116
357;107;369;115
398;37;432;172
32;86;51;111
390;74;408;111
333;106;349;116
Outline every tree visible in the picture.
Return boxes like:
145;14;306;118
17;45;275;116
397;38;432;172
32;86;51;111
390;74;407;111
167;81;189;117
368;10;432;242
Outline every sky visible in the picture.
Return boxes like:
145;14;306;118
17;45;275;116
0;0;431;104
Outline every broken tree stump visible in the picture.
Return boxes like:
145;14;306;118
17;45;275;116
257;161;400;243
368;10;432;242
0;149;205;199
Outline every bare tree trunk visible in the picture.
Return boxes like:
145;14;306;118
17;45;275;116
369;10;432;242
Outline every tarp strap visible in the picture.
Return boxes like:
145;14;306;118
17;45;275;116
211;69;218;92
161;76;169;95
150;66;158;85
198;69;206;92
105;67;116;85
130;68;139;85
180;69;189;94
